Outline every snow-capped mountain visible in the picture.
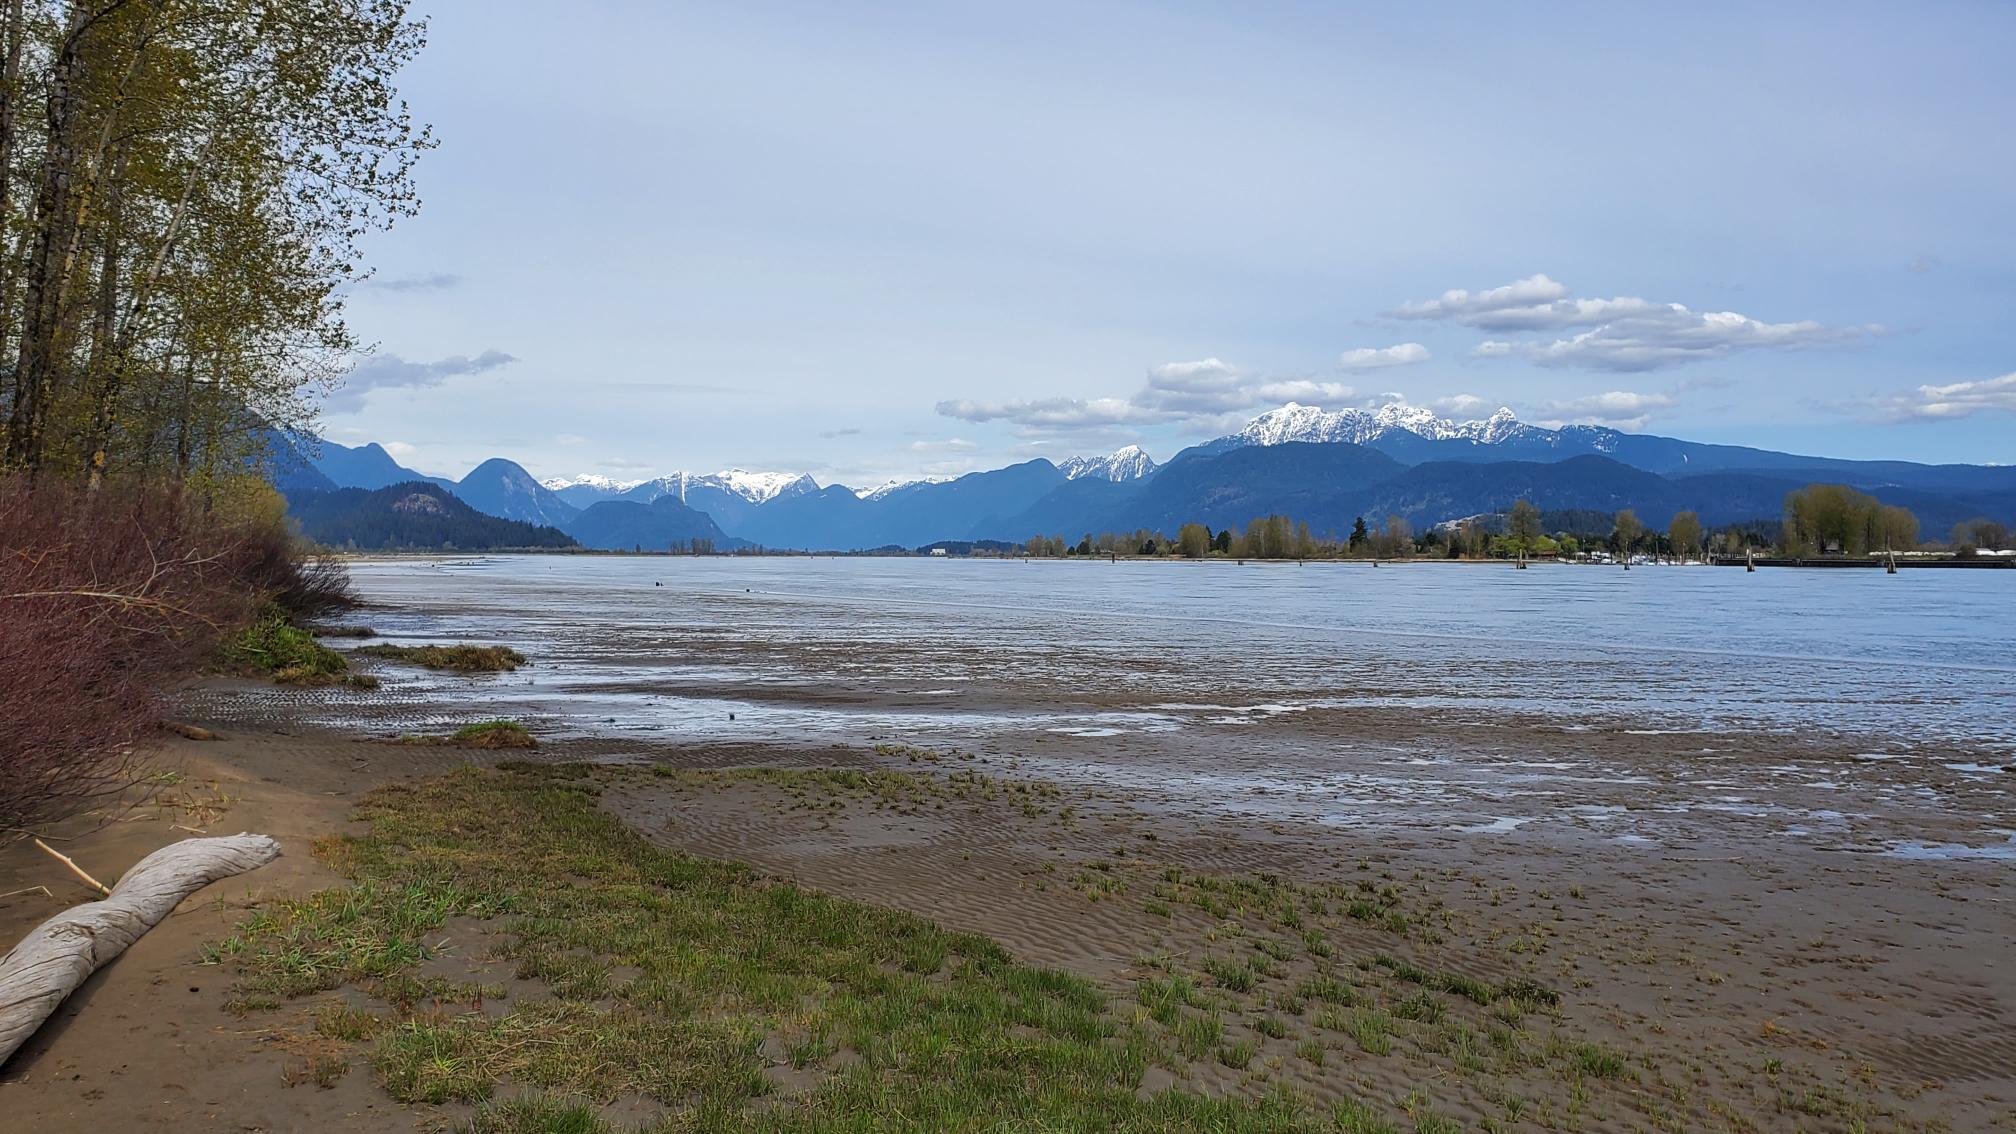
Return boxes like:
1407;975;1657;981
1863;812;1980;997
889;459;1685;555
1058;444;1157;482
540;473;645;492
853;475;954;500
1232;402;1546;447
694;469;816;503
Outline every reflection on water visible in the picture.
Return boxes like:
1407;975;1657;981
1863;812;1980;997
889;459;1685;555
194;555;2016;854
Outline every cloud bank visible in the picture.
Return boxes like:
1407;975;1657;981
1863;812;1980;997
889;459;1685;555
1395;274;1867;372
937;347;1424;434
1869;371;2016;421
329;349;517;412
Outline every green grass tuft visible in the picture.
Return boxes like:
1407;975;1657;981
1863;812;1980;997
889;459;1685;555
355;643;528;672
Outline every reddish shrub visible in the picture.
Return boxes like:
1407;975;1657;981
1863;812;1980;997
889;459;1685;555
0;477;346;830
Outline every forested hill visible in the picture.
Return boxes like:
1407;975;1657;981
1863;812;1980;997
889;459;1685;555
286;483;577;551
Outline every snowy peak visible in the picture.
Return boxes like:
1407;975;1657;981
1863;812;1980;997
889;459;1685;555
854;475;953;500
1233;401;1535;448
540;473;645;492
699;469;815;504
1058;444;1157;482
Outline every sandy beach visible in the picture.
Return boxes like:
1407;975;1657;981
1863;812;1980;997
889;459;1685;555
3;679;2010;1131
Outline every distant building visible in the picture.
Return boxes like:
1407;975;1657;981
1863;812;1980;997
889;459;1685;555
929;547;949;557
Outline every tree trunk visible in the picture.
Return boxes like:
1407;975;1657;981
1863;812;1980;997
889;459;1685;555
3;4;90;470
0;833;281;1066
0;0;26;368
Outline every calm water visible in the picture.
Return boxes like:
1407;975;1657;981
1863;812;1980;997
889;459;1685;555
326;555;2016;754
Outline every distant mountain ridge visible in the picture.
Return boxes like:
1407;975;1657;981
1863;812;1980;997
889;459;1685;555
276;406;2016;553
285;482;578;551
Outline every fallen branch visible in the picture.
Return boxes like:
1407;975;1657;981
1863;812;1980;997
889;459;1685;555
0;834;280;1065
33;838;111;897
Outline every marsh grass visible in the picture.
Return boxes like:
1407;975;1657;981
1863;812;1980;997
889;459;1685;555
208;765;1364;1131
226;611;374;687
398;720;538;749
355;643;528;672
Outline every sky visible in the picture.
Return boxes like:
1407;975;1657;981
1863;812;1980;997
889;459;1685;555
329;1;2016;487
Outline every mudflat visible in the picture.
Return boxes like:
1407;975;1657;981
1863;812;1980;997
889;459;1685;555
2;692;2009;1132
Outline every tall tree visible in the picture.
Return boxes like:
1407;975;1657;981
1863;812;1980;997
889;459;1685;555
1669;510;1703;562
0;0;432;483
1612;509;1644;558
1507;499;1541;555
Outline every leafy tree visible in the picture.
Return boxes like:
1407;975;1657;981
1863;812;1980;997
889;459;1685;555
1782;484;1918;556
1874;505;1918;553
1668;511;1703;562
1507;499;1541;555
1175;522;1211;559
1611;509;1644;558
0;0;434;482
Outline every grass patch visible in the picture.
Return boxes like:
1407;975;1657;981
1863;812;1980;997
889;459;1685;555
224;609;374;688
1370;952;1555;1009
209;765;1363;1130
396;720;538;750
1348;1010;1395;1056
355;643;528;672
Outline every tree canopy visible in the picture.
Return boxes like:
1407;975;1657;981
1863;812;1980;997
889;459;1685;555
0;0;433;487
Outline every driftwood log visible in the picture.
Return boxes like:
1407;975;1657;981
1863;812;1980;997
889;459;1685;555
0;834;280;1065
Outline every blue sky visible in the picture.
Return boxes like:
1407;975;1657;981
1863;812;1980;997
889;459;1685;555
332;1;2016;485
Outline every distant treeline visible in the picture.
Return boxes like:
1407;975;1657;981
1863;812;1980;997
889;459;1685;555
1008;484;2006;563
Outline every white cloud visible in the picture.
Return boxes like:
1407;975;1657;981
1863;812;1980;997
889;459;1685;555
361;271;461;293
555;433;589;446
1396;274;1866;371
1530;390;1678;430
909;437;979;453
1390;273;1568;324
329;349;517;412
1869;371;2016;421
1255;379;1356;403
382;440;421;461
1480;307;1863;372
934;395;1157;429
1135;358;1254;414
1337;342;1429;370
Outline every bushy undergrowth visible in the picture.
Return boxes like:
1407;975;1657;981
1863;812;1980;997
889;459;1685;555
1;475;356;829
225;609;374;687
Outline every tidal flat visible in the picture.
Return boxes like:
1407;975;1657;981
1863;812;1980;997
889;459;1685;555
5;555;2011;1131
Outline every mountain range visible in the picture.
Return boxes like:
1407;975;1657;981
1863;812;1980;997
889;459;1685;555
272;405;2016;551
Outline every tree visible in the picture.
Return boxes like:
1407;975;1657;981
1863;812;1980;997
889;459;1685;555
1611;509;1644;560
1175;522;1210;559
1378;515;1411;558
1874;505;1918;553
1782;484;1916;557
1507;499;1541;555
1348;516;1369;553
1669;511;1703;562
1212;528;1232;554
0;0;434;482
1952;518;2010;552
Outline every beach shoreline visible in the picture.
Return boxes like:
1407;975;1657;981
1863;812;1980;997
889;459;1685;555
3;690;2010;1131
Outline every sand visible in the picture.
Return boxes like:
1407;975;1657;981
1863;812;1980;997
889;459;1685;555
1;694;2011;1131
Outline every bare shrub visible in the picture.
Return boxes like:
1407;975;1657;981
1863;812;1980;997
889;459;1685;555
0;476;347;830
